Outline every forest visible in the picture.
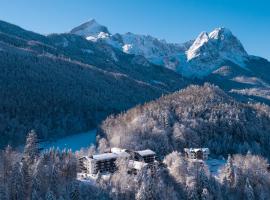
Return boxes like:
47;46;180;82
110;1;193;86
1;130;270;200
0;20;187;147
100;84;270;158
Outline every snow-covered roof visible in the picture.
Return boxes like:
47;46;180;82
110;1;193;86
128;160;148;170
92;153;118;161
111;147;130;158
184;148;210;153
135;149;156;157
111;147;127;154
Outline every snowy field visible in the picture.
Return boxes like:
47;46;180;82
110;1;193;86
41;129;96;151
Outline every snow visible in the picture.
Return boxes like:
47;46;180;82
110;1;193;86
70;19;110;41
70;20;251;78
86;31;110;42
187;32;209;60
183;27;249;77
93;153;118;161
206;158;226;175
135;149;156;156
77;172;111;184
185;148;209;153
209;27;232;39
122;44;133;53
110;50;118;62
41;129;96;151
62;37;69;47
230;88;270;100
232;76;270;87
82;49;94;54
128;160;148;170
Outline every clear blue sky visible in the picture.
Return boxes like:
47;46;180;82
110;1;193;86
0;0;269;59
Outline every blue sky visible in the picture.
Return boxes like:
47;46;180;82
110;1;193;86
0;0;269;59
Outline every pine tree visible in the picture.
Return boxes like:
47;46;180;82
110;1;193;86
201;188;211;200
31;189;40;200
3;145;12;184
8;162;23;200
244;178;255;200
21;160;32;200
23;130;39;165
50;165;59;196
46;190;56;200
222;155;235;186
136;169;156;200
0;182;7;200
69;181;80;200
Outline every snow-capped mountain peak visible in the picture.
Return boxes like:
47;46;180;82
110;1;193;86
209;27;232;39
70;22;251;77
70;19;110;41
187;31;210;60
182;27;250;77
186;27;248;64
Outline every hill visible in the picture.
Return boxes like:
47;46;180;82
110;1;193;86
100;84;270;158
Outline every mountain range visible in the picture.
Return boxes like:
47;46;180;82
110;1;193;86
71;19;270;103
0;19;269;146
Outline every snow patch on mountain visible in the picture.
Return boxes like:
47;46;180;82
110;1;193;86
187;32;210;60
232;76;270;87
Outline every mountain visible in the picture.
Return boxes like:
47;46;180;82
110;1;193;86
70;19;110;41
70;20;193;71
0;20;188;147
99;84;270;158
184;28;248;76
70;20;270;103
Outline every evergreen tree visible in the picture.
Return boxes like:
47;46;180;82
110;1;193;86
21;160;32;200
0;182;7;200
244;178;255;200
23;130;39;165
69;181;80;200
221;155;235;187
8;162;23;200
46;190;56;200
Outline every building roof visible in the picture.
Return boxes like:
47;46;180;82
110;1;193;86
111;147;127;154
92;153;118;161
135;149;156;156
184;148;210;153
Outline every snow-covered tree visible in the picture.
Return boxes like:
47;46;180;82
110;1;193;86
244;178;255;200
23;130;39;165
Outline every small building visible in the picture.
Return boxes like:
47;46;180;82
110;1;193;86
89;153;119;174
184;148;210;160
80;149;130;175
134;149;156;163
79;148;156;175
